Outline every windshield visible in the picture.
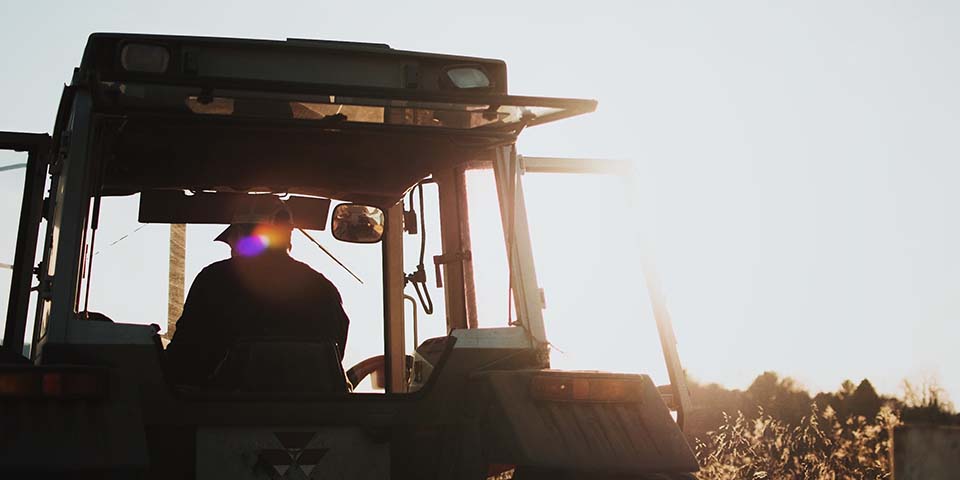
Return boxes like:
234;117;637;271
78;178;516;391
80;194;385;380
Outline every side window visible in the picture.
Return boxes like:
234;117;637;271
401;182;447;346
0;149;46;357
464;169;511;328
0;151;28;353
80;195;169;325
521;173;670;385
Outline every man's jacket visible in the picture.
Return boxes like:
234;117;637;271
164;252;350;385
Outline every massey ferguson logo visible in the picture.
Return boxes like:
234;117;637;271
256;431;329;479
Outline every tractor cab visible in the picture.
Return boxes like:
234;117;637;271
0;33;699;479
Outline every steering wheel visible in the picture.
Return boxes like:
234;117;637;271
346;355;414;388
346;355;386;387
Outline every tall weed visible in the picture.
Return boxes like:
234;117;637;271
695;405;900;480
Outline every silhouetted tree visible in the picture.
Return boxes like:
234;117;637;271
840;379;857;397
684;371;960;448
848;379;882;418
745;371;810;425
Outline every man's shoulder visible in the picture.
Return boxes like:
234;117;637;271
285;258;342;296
198;258;235;276
288;258;335;284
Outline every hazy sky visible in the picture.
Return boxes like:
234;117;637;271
1;1;958;404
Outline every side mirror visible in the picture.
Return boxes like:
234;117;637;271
331;204;385;244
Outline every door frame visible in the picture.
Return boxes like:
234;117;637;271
0;132;51;357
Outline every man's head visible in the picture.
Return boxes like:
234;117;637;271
215;204;294;258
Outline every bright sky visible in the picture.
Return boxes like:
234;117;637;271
0;1;958;405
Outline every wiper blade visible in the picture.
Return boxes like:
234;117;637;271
0;163;27;172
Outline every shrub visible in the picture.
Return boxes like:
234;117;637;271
695;404;900;480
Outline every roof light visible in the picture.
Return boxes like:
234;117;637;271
120;43;170;73
529;375;641;403
442;66;491;89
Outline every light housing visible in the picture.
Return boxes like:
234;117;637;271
0;367;108;400
529;375;641;403
120;43;170;73
441;65;492;90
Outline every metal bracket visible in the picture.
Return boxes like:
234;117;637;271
432;250;472;288
35;275;54;300
58;131;71;156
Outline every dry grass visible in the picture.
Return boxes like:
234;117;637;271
695;404;901;480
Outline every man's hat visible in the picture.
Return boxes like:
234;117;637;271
215;198;293;244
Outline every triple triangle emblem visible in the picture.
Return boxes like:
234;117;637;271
257;431;329;478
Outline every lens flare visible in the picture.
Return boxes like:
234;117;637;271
235;234;267;257
233;225;287;257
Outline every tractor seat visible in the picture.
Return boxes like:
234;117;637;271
206;338;351;393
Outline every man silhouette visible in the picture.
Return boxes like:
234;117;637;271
164;205;349;386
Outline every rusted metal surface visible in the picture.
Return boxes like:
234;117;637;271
893;424;960;480
165;223;186;340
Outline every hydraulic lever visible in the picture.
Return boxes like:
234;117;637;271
404;183;434;314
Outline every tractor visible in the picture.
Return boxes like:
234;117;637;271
0;33;698;479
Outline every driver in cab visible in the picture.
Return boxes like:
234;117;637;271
164;206;350;387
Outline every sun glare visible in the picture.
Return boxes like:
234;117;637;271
464;168;673;385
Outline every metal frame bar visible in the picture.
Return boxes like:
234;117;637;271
493;145;547;347
88;79;597;122
41;92;95;347
382;204;406;393
94;104;593;140
520;156;633;175
0;132;51;356
454;165;478;329
435;167;469;332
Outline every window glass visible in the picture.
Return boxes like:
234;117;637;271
521;173;670;385
0;151;27;354
401;183;447;348
81;194;385;386
464;169;511;327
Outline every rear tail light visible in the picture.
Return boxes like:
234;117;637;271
0;367;107;400
530;375;641;403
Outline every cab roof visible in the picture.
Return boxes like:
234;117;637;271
79;32;512;95
75;33;597;207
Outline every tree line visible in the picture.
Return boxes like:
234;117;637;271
685;371;958;441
